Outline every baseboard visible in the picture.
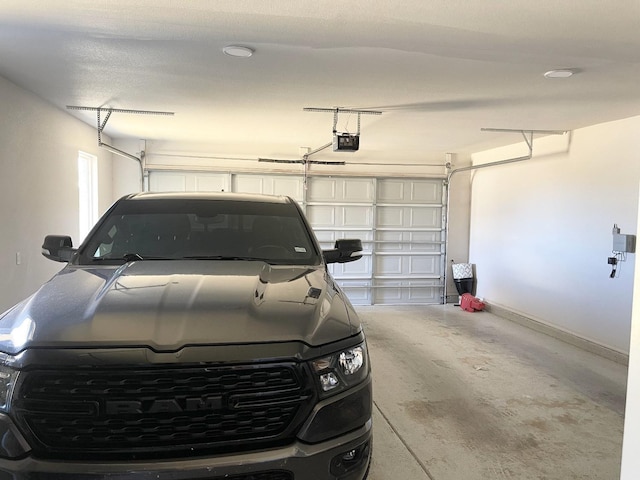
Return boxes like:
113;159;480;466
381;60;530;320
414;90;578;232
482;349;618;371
485;303;629;366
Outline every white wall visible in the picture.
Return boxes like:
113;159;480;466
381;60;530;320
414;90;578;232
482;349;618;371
112;139;145;199
620;190;640;478
0;75;113;312
469;116;640;354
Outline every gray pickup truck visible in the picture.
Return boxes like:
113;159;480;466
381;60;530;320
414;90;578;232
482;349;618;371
0;192;372;479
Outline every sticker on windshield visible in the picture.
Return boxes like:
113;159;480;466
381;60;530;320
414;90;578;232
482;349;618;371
294;247;307;253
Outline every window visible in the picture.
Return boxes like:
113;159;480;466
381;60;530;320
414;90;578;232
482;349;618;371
79;198;320;266
78;151;98;243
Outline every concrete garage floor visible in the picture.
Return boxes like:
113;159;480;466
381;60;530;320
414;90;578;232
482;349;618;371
359;305;627;480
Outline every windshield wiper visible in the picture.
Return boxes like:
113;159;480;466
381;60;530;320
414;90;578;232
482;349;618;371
181;255;266;261
89;253;174;265
89;254;169;263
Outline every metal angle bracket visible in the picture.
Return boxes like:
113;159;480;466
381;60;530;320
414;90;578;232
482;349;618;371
303;107;382;135
66;105;174;162
480;127;567;152
67;105;174;191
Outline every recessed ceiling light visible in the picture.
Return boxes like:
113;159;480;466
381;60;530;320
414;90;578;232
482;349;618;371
544;69;574;79
223;45;254;58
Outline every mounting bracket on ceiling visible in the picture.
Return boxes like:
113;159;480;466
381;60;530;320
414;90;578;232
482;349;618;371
303;107;382;136
446;128;568;183
66;105;174;162
479;127;567;154
304;107;382;151
66;106;174;191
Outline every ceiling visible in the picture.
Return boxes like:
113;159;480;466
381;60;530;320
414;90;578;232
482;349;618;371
1;1;640;164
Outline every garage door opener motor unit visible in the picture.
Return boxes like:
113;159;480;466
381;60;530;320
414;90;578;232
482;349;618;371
303;106;382;153
333;133;359;152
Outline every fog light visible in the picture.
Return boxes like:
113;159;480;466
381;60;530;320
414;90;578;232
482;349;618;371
342;449;357;461
320;372;339;391
330;441;370;477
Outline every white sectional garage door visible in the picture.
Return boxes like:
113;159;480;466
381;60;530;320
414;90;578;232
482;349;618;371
306;177;376;305
149;171;445;305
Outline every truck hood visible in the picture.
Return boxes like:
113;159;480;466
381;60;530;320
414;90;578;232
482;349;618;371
0;261;357;355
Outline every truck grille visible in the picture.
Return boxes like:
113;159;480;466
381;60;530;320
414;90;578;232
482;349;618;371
206;473;293;480
14;364;313;460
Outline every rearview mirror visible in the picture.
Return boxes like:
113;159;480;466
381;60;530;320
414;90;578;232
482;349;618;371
323;239;363;264
42;235;76;262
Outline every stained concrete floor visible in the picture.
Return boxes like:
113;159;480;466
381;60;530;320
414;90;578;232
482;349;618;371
360;305;627;480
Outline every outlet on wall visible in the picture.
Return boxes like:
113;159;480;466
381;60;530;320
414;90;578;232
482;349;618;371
16;252;21;265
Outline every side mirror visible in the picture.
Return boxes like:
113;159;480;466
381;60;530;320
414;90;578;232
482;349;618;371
324;239;363;264
42;235;76;262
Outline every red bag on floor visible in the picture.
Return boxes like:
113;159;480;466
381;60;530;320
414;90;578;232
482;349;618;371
460;293;486;312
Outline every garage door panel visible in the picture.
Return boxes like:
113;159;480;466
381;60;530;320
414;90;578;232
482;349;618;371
375;256;404;275
410;231;442;253
378;179;442;204
306;206;336;227
233;175;264;194
232;174;303;200
376;231;442;253
337;280;372;305
409;255;439;275
310;177;445;305
307;205;373;228
150;172;188;192
330;255;373;278
377;181;405;203
343;178;374;202
374;279;441;304
376;231;404;252
194;175;229;192
316;231;373;246
377;206;441;229
376;254;439;276
308;178;374;203
343;206;373;228
410;207;441;229
410;180;442;203
308;178;336;201
377;206;405;228
150;172;234;192
273;177;304;201
374;281;403;303
314;230;337;245
407;280;442;302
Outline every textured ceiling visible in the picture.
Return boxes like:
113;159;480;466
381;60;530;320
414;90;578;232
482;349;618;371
1;1;639;164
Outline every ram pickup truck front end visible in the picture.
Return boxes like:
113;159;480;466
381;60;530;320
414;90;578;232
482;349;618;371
0;192;372;480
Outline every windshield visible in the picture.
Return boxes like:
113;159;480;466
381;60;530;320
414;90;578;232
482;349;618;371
78;198;321;266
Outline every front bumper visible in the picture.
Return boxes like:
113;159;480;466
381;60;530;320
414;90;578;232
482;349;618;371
0;420;371;480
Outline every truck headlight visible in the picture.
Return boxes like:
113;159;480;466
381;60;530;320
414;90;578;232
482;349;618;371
0;366;18;412
311;342;369;397
0;362;30;459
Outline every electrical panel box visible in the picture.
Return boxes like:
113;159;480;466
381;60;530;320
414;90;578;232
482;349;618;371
613;233;636;253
